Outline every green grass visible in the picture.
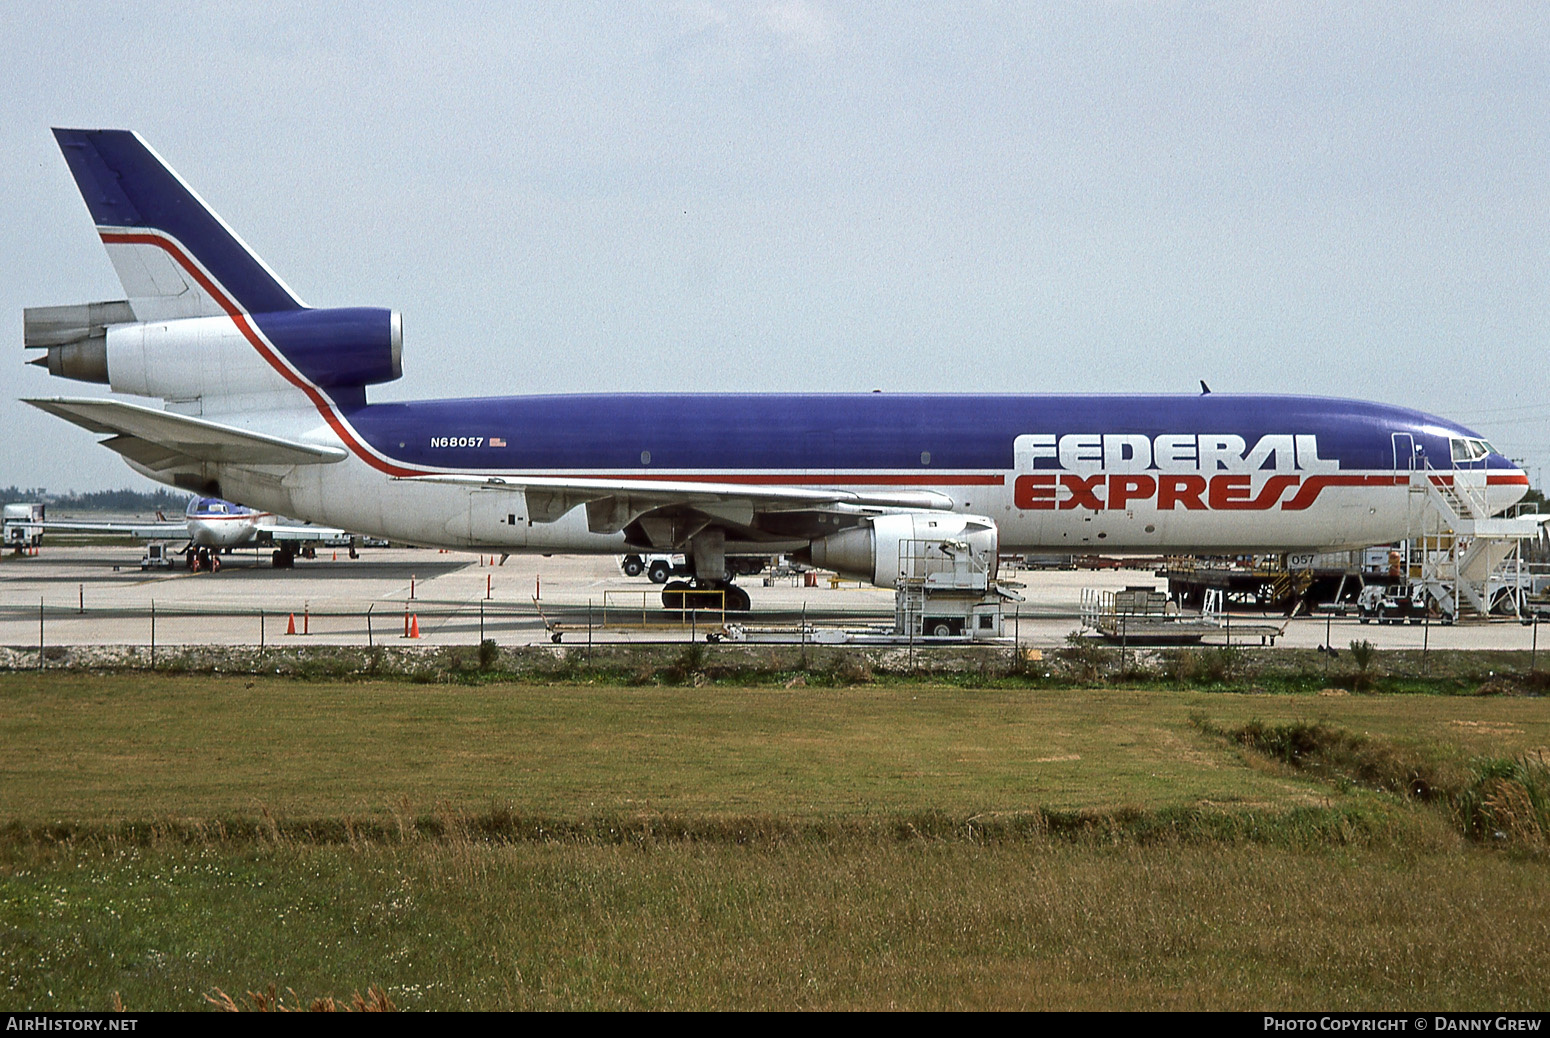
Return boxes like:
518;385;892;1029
3;671;1550;1010
5;839;1549;1011
6;672;1546;822
4;672;1548;838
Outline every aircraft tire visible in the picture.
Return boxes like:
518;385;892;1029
661;581;694;611
662;582;742;613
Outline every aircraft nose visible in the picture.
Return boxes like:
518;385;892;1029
1487;457;1531;512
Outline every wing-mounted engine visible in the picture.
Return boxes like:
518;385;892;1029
806;512;1000;589
25;304;402;399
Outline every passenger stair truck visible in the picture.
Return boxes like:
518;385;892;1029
1407;465;1548;620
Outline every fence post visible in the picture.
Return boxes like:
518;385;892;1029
1120;614;1128;675
367;603;374;648
1423;613;1430;676
1324;610;1331;676
260;609;265;650
37;598;44;670
150;599;156;670
1013;605;1020;672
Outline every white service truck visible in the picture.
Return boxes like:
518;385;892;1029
2;503;44;554
619;553;772;583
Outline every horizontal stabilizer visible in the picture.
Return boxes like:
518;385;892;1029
23;300;135;348
25;397;346;470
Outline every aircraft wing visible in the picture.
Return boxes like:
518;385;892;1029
399;473;957;542
35;519;190;539
254;522;349;543
24;397;348;470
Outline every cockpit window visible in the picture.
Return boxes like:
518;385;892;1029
1450;438;1493;464
188;498;233;515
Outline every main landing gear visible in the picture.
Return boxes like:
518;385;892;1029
186;547;221;573
661;580;751;613
269;545;319;568
653;531;752;613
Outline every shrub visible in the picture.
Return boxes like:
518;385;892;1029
1348;639;1377;691
1454;753;1550;846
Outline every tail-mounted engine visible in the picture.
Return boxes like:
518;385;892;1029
25;303;402;399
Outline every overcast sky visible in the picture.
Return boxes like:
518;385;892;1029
3;2;1548;492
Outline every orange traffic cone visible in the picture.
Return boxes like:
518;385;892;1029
286;613;297;635
409;614;420;639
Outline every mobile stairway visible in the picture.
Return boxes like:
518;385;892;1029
1405;466;1548;621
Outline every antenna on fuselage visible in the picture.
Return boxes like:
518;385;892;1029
1199;381;1212;395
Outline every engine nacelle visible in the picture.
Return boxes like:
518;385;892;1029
807;512;1000;589
27;304;402;399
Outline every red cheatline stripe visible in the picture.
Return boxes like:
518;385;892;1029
532;473;1005;487
98;232;1533;501
1281;474;1402;511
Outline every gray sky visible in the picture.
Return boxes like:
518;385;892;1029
4;2;1548;491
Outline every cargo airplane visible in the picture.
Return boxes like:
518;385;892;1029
23;130;1531;611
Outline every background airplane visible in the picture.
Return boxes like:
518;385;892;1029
33;495;348;569
20;130;1534;610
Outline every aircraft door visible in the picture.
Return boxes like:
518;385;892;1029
1391;432;1417;471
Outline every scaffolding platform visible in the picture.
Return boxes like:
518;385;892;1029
715;535;1020;646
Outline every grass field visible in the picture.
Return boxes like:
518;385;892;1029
1;670;1547;1010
